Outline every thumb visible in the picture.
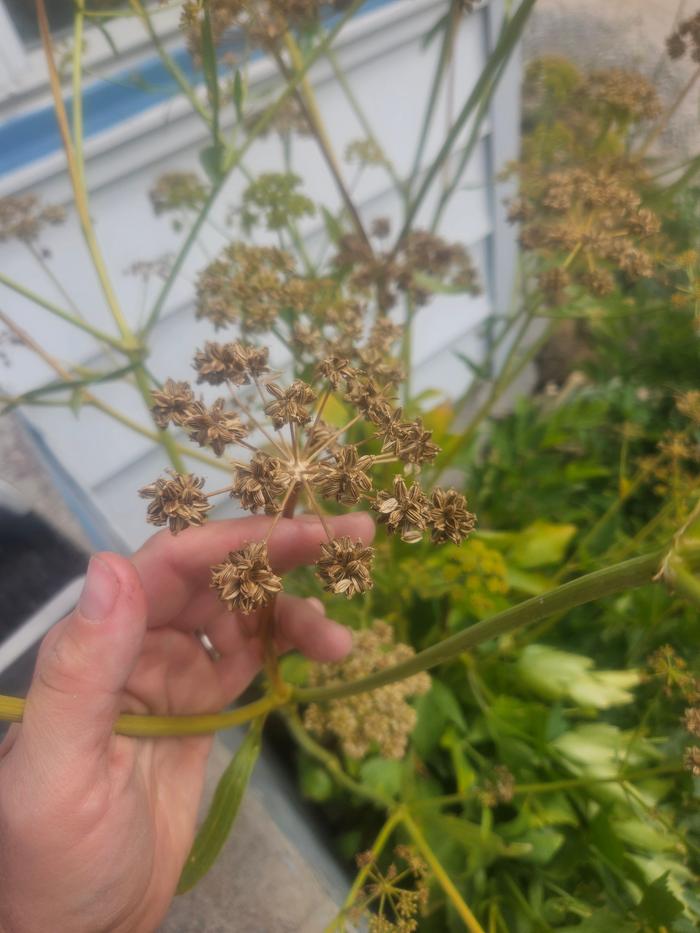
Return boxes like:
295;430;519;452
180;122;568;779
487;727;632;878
20;553;148;770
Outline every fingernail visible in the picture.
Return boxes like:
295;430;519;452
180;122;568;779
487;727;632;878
79;557;119;622
306;597;325;615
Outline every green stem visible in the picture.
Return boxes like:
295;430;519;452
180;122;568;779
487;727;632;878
402;810;486;933
413;764;685;808
132;365;186;472
0;690;287;737
325;48;406;203
395;0;536;251
408;0;462;197
294;549;667;705
279;34;372;251
0;272;125;350
325;809;404;933
143;0;367;334
440;315;554;472
129;0;212;128
72;4;87;191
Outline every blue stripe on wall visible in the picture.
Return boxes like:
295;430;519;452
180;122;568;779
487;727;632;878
0;0;402;178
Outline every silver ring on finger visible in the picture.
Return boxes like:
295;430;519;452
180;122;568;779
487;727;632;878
195;628;222;662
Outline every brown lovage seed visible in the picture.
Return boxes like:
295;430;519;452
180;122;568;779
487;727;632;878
429;487;477;545
210;542;282;614
314;445;374;505
183;399;248;456
150;379;195;429
372;475;431;543
316;536;374;598
229;453;291;513
139;471;211;534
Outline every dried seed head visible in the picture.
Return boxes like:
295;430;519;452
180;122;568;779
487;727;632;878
241;172;315;231
304;621;431;759
683;707;700;738
211;542;282;614
195;242;296;331
263;379;317;428
150;379;195;429
316;536;375;598
315;356;358;389
183;398;248;456
149;171;207;215
139;471;211;534
0;194;66;243
314;445;374;505
193;341;270;386
345;375;395;425
683;746;700;777
230;453;291;513
385;417;441;466
429;487;477;544
372;475;432;543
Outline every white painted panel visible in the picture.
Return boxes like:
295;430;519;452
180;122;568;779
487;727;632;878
0;0;520;543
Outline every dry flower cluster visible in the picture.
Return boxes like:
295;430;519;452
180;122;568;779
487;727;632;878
140;330;476;613
648;645;700;777
239;172;315;232
510;166;662;304
333;222;481;312
180;0;346;58
303;621;431;759
347;846;428;933
0;195;66;244
149;171;208;217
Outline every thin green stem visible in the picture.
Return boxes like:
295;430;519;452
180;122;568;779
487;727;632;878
72;4;86;190
129;0;212;128
325;809;403;933
325;48;406;201
0;272;125;350
280;34;371;251
440;315;554;472
395;0;536;251
294;549;667;704
402;810;486;933
284;710;390;808
408;0;462;197
144;0;367;334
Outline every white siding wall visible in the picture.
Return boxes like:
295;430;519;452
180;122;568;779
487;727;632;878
0;0;520;548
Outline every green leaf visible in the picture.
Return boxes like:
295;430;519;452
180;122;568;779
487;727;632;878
557;909;637;933
505;566;554;596
430;680;468;733
517;645;640;709
508;520;577;568
515;827;565;865
233;69;246;122
635;873;685;926
299;757;334;802
455;351;490;380
176;717;264;894
320;206;344;245
359;757;403;800
199;144;225;184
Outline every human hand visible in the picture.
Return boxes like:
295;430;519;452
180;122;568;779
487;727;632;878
0;513;373;933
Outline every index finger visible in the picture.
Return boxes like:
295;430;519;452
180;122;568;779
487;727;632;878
132;512;375;627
